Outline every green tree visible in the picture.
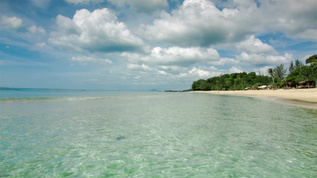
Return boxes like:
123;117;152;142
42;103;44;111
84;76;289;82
192;79;211;90
286;67;301;83
286;63;317;86
289;61;295;73
305;54;317;64
273;64;287;82
301;63;317;81
268;68;274;83
295;59;303;68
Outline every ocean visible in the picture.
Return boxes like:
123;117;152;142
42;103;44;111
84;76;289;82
0;89;316;177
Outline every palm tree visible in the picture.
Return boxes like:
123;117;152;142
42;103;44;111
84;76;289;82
289;61;295;73
273;64;287;82
268;68;274;83
295;59;303;68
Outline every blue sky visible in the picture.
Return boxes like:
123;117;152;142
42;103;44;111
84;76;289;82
0;0;316;90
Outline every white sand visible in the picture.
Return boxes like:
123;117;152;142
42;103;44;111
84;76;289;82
194;88;317;109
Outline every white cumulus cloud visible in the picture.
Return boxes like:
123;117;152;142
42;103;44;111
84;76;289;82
1;16;23;29
237;52;293;66
49;8;144;53
145;46;220;66
178;66;221;79
123;46;220;66
140;0;317;47
28;25;46;34
229;66;243;73
236;35;276;55
260;0;317;41
140;0;256;46
127;63;151;71
236;36;293;66
211;58;240;66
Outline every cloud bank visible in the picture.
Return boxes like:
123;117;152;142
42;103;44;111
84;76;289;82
1;0;316;90
140;0;317;46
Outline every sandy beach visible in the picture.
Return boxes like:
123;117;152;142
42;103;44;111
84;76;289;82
194;88;317;109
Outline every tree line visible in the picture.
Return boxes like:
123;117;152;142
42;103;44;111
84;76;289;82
192;72;272;90
192;54;317;91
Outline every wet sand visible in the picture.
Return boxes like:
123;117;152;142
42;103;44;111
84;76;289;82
194;88;317;109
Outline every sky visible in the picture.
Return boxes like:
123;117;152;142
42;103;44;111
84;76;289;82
0;0;316;90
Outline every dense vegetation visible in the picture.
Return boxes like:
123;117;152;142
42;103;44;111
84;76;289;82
285;55;317;87
192;54;317;91
192;72;272;90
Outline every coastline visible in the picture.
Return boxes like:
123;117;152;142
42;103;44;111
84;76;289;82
193;88;317;110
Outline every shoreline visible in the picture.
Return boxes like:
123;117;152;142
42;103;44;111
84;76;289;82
193;88;317;110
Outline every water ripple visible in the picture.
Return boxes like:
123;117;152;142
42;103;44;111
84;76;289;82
0;92;316;177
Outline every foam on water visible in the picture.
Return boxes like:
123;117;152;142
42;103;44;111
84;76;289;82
0;90;316;177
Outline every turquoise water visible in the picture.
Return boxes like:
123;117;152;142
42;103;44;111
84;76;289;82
0;89;316;177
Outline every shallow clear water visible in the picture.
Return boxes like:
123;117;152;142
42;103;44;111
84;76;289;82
0;90;316;177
